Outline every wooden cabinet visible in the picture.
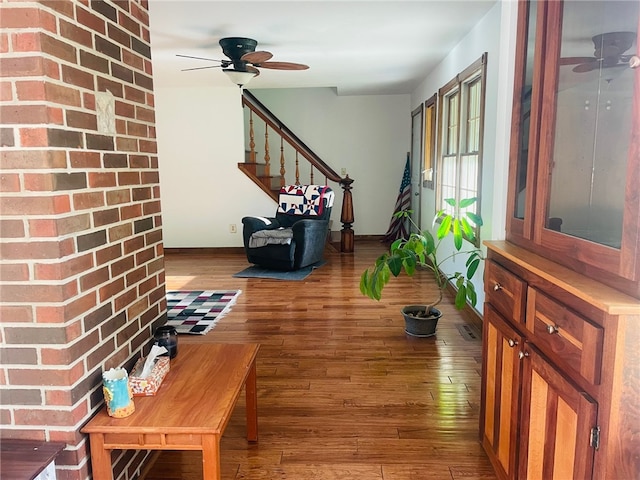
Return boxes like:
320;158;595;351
518;346;597;480
480;242;640;480
481;305;522;479
505;0;640;298
484;1;640;476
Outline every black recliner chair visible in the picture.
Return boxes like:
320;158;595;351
242;185;334;271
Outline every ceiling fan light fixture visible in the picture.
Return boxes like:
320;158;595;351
223;69;256;87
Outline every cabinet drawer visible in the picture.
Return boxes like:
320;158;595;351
485;260;526;324
526;288;603;385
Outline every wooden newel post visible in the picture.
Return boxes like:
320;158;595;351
339;175;354;253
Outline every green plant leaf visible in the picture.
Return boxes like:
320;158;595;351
466;211;483;227
437;215;452;239
467;281;477;306
390;238;403;251
444;198;456;207
453;219;462;250
387;254;403;277
459;197;477;208
359;270;369;296
424;231;435;255
403;256;417;276
455;285;467;309
460;217;475;239
433;209;446;227
466;258;480;279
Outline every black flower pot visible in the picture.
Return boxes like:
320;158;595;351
401;305;442;337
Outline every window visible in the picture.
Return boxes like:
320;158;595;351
423;94;437;190
436;54;487;239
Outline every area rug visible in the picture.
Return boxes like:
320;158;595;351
166;290;241;335
232;261;325;281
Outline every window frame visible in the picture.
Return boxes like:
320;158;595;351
436;53;487;245
423;93;437;190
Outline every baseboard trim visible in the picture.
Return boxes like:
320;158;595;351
164;247;245;255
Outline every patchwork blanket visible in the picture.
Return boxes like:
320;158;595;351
276;185;334;216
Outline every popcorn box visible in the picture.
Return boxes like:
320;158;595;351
129;356;170;396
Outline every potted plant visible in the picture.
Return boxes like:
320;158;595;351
360;197;484;337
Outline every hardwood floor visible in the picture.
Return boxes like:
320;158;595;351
142;241;496;480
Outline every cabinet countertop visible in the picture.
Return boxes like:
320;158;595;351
485;241;640;315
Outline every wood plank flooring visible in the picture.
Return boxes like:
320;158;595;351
142;241;496;480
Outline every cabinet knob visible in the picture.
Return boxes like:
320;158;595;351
547;324;559;335
493;283;503;291
518;351;529;360
507;339;518;348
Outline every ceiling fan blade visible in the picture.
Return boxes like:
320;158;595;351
257;61;309;70
559;56;596;66
181;65;222;72
242;51;273;64
176;54;224;63
246;65;260;76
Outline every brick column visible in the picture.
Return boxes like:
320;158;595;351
0;2;165;479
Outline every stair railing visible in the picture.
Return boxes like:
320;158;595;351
241;90;354;253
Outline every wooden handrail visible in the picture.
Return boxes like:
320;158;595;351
241;90;354;253
242;91;342;183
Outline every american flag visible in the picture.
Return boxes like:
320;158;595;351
381;154;411;243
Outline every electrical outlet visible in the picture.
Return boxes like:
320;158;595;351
229;224;237;233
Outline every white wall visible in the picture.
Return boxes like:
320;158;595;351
409;1;518;310
250;88;411;235
155;85;275;247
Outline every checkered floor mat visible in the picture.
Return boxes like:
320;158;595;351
165;290;241;334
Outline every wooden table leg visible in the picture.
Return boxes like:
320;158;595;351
88;434;113;480
245;359;258;442
202;434;221;480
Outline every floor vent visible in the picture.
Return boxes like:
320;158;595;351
456;323;481;341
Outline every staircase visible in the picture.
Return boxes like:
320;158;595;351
238;90;354;253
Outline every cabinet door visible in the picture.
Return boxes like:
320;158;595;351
481;305;523;480
506;0;640;297
518;346;598;480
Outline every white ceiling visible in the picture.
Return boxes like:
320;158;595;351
148;0;497;95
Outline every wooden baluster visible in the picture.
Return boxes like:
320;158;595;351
264;123;270;178
295;152;300;185
340;175;355;253
310;165;314;185
249;110;256;163
279;136;285;188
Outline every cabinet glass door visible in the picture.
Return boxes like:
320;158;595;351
507;1;640;299
514;1;538;222
545;1;638;247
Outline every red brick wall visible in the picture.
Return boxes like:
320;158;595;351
0;1;166;479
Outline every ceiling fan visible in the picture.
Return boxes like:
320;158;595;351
177;37;309;86
560;31;637;73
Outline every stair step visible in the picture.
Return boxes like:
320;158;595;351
237;163;280;201
238;162;268;177
258;175;285;191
